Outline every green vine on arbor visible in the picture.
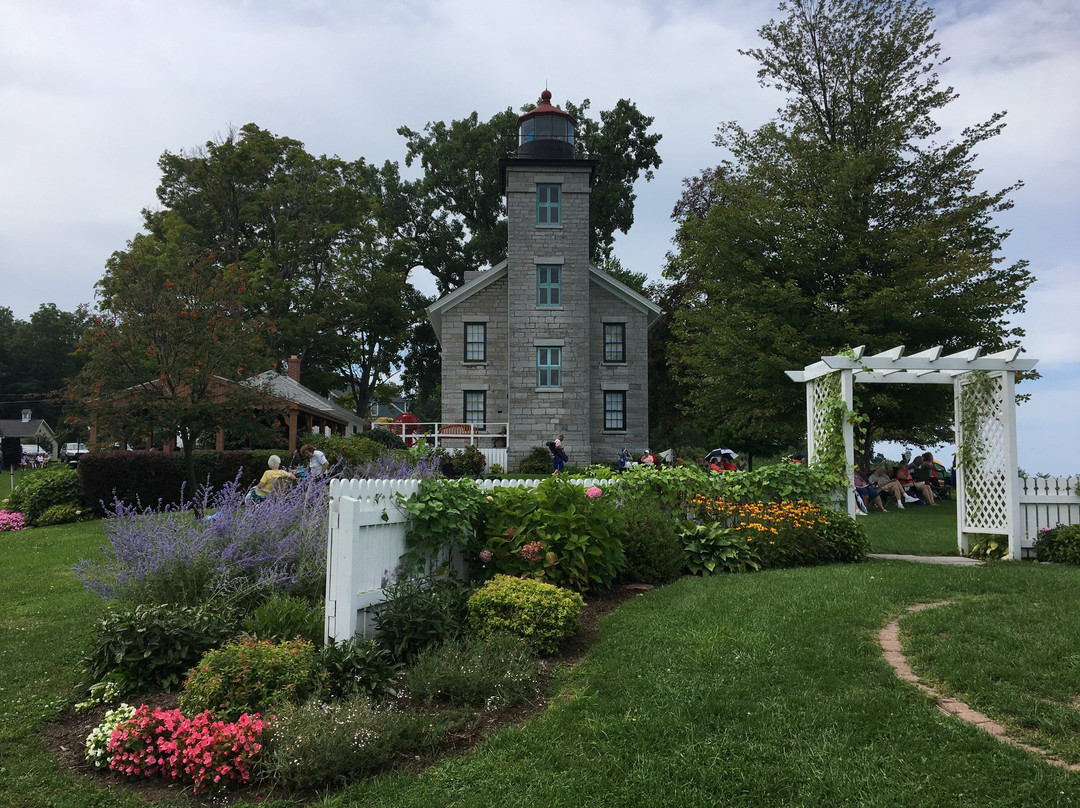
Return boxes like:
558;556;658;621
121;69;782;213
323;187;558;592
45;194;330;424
957;370;996;506
812;368;865;493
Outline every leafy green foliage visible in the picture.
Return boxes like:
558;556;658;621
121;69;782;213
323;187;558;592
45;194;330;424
258;695;471;790
77;449;275;514
398;95;661;292
617;496;687;585
362;427;407;451
517;445;556;474
682;523;761;575
1034;525;1080;565
319;638;403;701
33;502;85;527
179;637;325;721
242;593;324;646
616;465;722;518
818;507;871;563
81;603;236;695
467;574;584;655
372;570;472;664
69;210;273;490
0;303;87;431
717;461;834;506
9;466;80;524
306;434;389;468
479;479;626;593
399;478;489;568
667;0;1033;453
451;444;487;478
401;633;538;708
967;534;1009;561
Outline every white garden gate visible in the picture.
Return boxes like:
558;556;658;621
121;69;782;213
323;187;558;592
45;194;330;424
786;345;1038;559
324;477;611;643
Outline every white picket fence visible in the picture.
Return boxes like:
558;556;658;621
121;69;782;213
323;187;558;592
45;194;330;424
323;477;611;643
1018;476;1080;553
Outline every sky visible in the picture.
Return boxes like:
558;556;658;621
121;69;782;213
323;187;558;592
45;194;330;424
1;0;1077;474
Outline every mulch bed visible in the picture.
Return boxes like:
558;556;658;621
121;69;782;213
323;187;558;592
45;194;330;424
41;584;650;805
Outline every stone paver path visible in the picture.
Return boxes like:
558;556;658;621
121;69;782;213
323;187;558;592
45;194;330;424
879;601;1080;771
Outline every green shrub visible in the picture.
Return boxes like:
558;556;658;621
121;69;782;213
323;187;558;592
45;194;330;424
467;574;584;655
81;603;236;695
1034;524;1080;564
258;696;396;788
180;636;324;721
78;449;274;514
401;633;538;708
243;593;324;646
682;522;761;574
618;497;687;585
307;433;388;467
34;502;87;527
11;466;81;524
259;696;469;789
518;446;555;474
320;638;403;701
819;507;871;562
451;445;487;478
479;478;626;593
372;571;471;664
617;465;722;519
361;428;407;451
718;461;834;506
967;534;1008;560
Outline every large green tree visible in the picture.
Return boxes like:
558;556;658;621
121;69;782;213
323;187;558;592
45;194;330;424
0;304;87;440
666;0;1034;462
69;213;271;489
149;125;425;411
399;95;663;292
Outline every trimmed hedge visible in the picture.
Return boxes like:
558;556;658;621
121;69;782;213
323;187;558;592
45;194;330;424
78;449;276;513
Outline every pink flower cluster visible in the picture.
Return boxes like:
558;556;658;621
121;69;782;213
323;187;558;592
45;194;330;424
107;705;266;794
586;487;603;499
479;549;493;563
519;541;543;562
0;511;26;531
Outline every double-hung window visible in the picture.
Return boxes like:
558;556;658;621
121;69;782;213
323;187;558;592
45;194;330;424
537;265;561;307
463;391;486;429
537;347;562;388
603;323;626;363
604;391;626;431
537;183;561;226
464;322;486;362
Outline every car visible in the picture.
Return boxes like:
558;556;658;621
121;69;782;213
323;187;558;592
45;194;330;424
60;443;90;462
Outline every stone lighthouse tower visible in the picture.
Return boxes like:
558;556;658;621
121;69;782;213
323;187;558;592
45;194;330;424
499;90;599;465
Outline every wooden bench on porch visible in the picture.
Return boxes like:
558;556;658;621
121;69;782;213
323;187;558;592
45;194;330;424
437;423;478;447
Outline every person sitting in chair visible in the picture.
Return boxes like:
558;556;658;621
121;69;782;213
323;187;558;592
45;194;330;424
249;455;296;503
896;459;936;505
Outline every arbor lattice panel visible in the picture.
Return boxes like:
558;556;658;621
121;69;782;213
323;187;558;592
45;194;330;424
958;372;1010;531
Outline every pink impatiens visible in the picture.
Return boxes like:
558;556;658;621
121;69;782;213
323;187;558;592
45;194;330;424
107;704;266;793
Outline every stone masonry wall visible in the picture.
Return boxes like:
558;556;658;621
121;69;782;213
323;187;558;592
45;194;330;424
439;273;509;433
589;282;650;464
505;163;594;470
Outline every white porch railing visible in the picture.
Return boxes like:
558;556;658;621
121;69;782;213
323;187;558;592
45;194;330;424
366;420;509;471
324;477;611;643
1018;476;1080;554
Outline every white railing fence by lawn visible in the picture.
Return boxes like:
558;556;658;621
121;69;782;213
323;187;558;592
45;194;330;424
324;477;612;643
1018;476;1080;554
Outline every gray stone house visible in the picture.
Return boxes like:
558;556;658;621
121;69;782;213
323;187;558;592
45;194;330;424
427;91;661;469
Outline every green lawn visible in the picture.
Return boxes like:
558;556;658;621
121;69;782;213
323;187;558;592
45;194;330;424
860;497;960;555
4;518;1080;807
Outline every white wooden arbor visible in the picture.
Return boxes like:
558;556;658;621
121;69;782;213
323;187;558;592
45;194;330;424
786;346;1039;559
